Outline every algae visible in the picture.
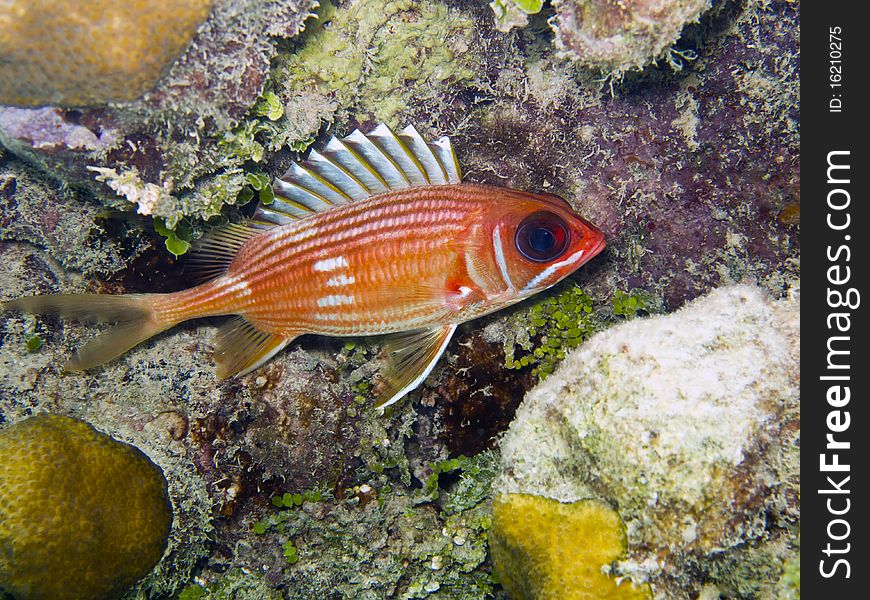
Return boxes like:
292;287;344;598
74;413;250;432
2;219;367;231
503;285;598;379
273;0;478;125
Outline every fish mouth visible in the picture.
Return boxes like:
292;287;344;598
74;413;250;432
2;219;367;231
587;235;607;260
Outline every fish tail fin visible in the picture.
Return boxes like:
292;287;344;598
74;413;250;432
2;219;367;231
4;293;172;371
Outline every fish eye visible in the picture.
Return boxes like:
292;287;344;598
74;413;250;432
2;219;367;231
515;211;571;263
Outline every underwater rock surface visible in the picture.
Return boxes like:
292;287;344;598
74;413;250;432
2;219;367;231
495;285;800;598
551;0;713;74
0;0;319;228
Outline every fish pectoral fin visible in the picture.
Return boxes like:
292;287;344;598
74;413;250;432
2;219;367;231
369;283;458;319
373;324;458;410
213;316;294;379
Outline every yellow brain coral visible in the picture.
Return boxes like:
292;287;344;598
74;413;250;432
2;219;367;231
489;494;652;600
0;0;213;106
0;414;172;600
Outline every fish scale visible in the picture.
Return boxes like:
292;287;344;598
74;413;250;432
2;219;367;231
5;123;606;408
151;192;470;328
228;190;477;331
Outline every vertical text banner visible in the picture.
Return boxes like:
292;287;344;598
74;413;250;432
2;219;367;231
804;2;869;596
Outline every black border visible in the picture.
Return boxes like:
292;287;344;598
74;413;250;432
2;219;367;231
802;3;869;595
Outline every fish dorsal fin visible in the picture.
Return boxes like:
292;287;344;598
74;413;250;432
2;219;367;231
213;316;295;379
186;222;264;282
373;324;457;410
258;124;462;225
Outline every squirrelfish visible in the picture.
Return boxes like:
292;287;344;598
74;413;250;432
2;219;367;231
5;124;606;407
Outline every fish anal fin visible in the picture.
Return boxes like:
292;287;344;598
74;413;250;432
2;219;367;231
187;223;263;283
213;316;294;379
373;324;457;410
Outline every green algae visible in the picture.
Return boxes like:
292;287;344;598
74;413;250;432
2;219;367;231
153;218;192;257
23;333;43;353
488;0;543;32
78;0;479;257
175;569;282;600
242;470;497;599
281;539;299;564
611;288;663;319
416;451;499;514
273;0;478;125
504;285;598;378
501;286;669;380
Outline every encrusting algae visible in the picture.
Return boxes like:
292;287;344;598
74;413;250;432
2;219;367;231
4;123;606;408
0;413;172;600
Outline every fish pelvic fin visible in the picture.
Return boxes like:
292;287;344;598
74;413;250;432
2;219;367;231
4;294;171;371
373;324;457;410
213;316;294;379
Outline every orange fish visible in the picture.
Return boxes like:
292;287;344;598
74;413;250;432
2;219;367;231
5;124;606;408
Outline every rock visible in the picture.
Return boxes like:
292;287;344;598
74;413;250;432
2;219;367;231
0;0;320;227
551;0;713;73
494;285;800;597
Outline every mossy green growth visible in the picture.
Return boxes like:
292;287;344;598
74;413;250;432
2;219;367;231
272;488;324;509
254;487;329;534
777;549;800;599
504;285;597;379
282;539;300;565
175;569;281;600
23;332;44;353
611;289;662;319
492;0;542;15
274;0;477;124
441;451;499;515
254;91;285;122
218;72;323;165
488;0;542;32
416;451;498;514
177;585;207;600
153;217;192;257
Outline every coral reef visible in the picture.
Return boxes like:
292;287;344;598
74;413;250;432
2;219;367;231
226;478;497;599
0;0;800;597
0;0;213;107
465;0;800;309
0;159;147;276
490;494;651;599
0;414;172;600
270;0;479;126
495;285;800;597
489;0;544;33
550;0;713;74
0;0;319;231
